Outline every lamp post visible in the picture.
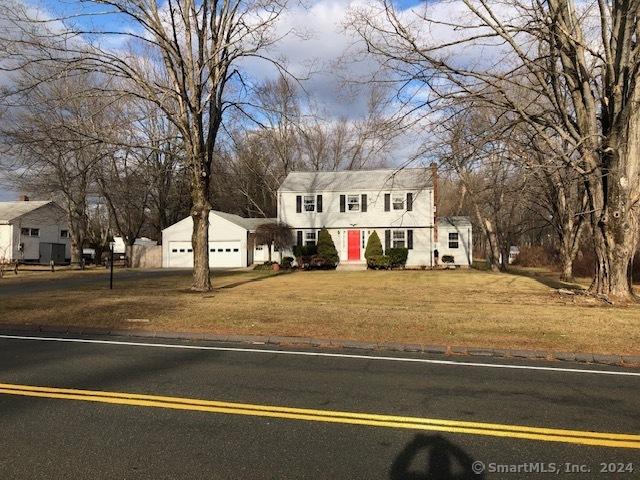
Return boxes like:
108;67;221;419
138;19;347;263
109;239;115;290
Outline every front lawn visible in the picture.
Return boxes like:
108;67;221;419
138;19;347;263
1;268;639;355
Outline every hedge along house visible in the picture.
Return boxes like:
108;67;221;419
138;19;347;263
162;210;276;268
0;199;71;265
277;168;454;267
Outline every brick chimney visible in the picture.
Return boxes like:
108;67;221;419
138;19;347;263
431;163;438;242
18;194;29;202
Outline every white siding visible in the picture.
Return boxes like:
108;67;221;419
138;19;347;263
0;225;13;262
162;212;250;268
5;204;71;262
437;224;473;266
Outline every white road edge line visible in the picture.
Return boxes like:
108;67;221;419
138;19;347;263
0;334;638;377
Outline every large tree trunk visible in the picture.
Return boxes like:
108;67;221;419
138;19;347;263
587;120;640;302
190;168;212;291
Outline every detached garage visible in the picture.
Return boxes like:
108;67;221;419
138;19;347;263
162;211;274;269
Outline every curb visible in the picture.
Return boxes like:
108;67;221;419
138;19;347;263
0;323;638;368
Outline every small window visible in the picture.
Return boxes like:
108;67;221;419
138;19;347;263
21;227;29;236
392;230;405;248
256;246;263;251
362;231;365;249
392;194;405;210
172;249;178;253
449;232;459;249
225;248;231;252
210;249;215;252
60;230;69;238
179;249;185;253
218;248;223;252
187;249;193;252
31;228;39;236
303;195;315;212
305;231;317;246
347;194;360;212
233;248;239;252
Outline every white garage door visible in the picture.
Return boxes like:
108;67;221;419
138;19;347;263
168;241;243;268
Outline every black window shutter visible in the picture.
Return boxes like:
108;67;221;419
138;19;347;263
361;194;367;212
407;229;413;249
407;193;413;211
296;195;302;213
384;193;390;212
317;194;323;213
340;195;346;212
385;230;391;251
296;231;303;246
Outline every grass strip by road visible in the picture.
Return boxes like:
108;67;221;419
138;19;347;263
1;383;639;449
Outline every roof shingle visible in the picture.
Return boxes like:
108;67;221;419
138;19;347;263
279;168;433;192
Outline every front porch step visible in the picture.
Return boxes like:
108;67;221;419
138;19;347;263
336;262;367;271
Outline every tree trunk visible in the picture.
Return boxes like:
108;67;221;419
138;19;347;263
191;176;212;291
268;241;273;263
587;125;640;302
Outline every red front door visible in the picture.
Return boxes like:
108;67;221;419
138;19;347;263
348;230;361;261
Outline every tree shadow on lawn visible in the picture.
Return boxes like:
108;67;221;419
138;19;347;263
212;270;294;292
505;267;584;291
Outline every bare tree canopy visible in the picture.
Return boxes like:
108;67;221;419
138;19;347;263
348;0;640;302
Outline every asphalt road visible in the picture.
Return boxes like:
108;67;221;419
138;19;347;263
0;335;638;479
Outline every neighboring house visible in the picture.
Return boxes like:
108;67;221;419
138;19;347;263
278;168;440;267
162;211;275;268
0;200;71;264
436;217;473;267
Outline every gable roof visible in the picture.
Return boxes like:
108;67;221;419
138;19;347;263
279;168;433;193
0;201;55;224
437;216;473;228
212;211;275;232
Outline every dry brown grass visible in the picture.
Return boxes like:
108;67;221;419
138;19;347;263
1;268;639;355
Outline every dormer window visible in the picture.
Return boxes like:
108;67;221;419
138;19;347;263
392;194;405;210
303;195;315;212
347;195;360;211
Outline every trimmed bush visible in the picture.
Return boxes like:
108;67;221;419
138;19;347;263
364;231;383;260
317;228;339;265
442;255;455;264
367;255;392;270
253;261;276;271
387;248;408;268
293;244;318;257
280;256;294;269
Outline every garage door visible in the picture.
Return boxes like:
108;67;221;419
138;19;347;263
168;241;243;268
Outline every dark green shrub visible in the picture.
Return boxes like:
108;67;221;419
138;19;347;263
442;255;455;264
281;256;294;269
364;231;383;260
387;248;408;267
317;227;339;265
293;244;317;257
367;255;392;270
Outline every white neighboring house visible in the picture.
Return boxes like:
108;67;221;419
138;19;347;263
0;200;71;264
162;210;275;268
278;168;473;268
436;217;473;267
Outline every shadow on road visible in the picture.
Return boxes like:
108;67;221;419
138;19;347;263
390;434;483;480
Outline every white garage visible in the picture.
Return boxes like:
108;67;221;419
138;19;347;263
162;210;275;269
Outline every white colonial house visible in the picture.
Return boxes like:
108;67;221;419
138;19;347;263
162;210;276;268
278;168;472;268
0;200;71;264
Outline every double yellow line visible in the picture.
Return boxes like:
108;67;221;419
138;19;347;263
1;382;639;449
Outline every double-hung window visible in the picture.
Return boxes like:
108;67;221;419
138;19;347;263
449;232;459;249
392;194;405;210
392;230;406;248
303;195;315;212
21;227;40;237
347;195;360;211
305;231;317;246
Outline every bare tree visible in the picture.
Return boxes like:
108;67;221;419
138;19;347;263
254;222;293;262
348;0;640;301
1;0;297;291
